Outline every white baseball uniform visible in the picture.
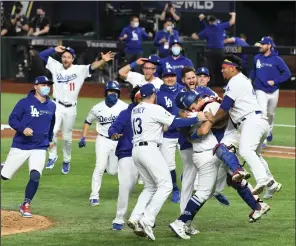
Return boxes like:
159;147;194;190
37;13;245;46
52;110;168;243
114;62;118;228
46;57;91;163
224;72;274;187
86;99;128;200
180;102;220;212
129;102;174;227
125;71;163;89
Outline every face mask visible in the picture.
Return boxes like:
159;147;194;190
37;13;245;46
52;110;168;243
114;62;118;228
172;46;181;56
39;86;50;96
133;22;139;28
105;93;118;107
166;26;172;32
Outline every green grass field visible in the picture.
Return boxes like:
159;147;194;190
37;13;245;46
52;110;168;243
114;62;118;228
1;92;295;245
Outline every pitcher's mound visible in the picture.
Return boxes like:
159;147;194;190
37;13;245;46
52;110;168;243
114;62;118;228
1;210;54;236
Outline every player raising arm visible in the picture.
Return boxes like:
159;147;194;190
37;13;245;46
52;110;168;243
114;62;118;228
39;45;114;174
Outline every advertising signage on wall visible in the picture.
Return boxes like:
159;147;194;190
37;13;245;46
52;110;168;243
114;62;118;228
171;1;233;13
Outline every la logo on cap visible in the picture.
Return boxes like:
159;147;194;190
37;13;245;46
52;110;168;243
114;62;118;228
202;68;205;71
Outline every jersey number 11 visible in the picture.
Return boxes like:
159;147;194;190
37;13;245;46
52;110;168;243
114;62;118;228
69;82;75;91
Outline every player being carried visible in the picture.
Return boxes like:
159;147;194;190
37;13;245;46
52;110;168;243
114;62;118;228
1;76;56;218
39;45;114;174
78;81;128;206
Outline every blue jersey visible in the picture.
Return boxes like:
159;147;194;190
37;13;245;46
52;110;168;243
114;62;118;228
249;50;291;93
157;83;184;138
108;103;136;160
154;29;179;57
178;86;216;150
158;55;194;85
9;90;56;150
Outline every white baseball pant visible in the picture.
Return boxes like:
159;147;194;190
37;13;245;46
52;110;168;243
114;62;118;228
1;148;46;179
89;135;118;200
238;113;272;185
129;144;172;227
160;137;178;171
113;157;139;225
255;89;279;134
49;103;77;163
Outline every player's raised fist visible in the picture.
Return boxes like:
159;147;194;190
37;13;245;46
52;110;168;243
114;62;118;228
55;45;66;53
23;128;33;136
136;58;149;65
111;133;123;140
197;112;207;122
101;51;115;62
229;12;236;16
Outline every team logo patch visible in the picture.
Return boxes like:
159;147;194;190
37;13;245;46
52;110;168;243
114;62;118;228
30;106;39;117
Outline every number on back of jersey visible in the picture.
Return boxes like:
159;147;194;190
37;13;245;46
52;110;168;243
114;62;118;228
132;117;142;135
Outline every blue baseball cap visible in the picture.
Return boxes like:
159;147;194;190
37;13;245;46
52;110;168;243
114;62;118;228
259;37;273;46
175;90;200;109
34;76;54;85
140;83;156;98
171;39;182;47
62;47;75;57
162;68;177;77
145;54;161;65
196;67;210;76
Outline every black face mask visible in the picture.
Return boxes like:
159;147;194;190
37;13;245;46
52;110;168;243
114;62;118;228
15;8;21;14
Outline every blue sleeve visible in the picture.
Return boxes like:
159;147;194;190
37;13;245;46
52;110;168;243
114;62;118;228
173;30;179;40
142;29;150;39
108;111;128;137
153;32;161;46
119;28;127;39
219;22;231;30
249;57;257;81
89;65;95;74
39;47;56;63
201;20;208;28
170;117;198;128
189;131;202;141
48;113;55;142
220;95;234;111
197;29;206;40
274;57;291;84
8;100;26;133
187;59;194;67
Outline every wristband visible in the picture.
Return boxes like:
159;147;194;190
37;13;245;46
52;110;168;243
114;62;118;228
130;61;138;69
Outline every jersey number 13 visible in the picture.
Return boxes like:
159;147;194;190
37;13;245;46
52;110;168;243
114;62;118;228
132;118;142;135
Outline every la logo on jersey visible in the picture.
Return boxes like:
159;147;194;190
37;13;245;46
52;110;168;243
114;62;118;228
164;96;173;108
256;59;262;69
132;31;139;41
30;106;39;117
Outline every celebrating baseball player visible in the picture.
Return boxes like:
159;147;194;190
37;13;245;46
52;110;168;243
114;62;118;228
128;83;207;241
39;45;114;174
108;85;142;231
156;67;184;203
249;36;291;147
1;76;56;218
78;81;128;206
206;54;281;197
118;55;163;89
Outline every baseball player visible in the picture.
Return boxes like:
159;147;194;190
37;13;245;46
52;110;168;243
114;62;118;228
78;81;128;206
156;67;184;203
1;76;56;217
206;54;281;197
179;66;230;207
249;37;291;147
128;83;207;241
196;67;211;87
39;45;114;174
118;55;163;89
109;86;142;231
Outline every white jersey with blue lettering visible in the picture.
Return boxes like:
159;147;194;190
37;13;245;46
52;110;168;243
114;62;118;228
46;57;91;104
86;99;128;137
131;102;175;145
224;72;262;124
126;71;163;89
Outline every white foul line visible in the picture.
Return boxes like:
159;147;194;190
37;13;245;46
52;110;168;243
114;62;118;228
274;124;295;128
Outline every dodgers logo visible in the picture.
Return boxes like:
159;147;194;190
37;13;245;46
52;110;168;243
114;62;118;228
131;31;139;41
164;96;173;108
97;115;118;125
56;73;77;83
30;106;39;117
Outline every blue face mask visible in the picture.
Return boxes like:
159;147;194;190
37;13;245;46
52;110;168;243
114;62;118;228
105;93;118;107
39;86;50;96
172;46;181;56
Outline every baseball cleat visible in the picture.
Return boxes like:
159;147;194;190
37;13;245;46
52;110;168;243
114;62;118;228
252;183;266;195
249;202;270;223
267;132;273;142
263;181;282;199
169;220;190;240
214;194;230;206
19;203;32;218
112;223;124;231
90;199;99;206
171;190;180;203
46;157;58;169
185;221;200;235
62;162;70;174
127;219;146;237
139;218;155;241
232;170;251;182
